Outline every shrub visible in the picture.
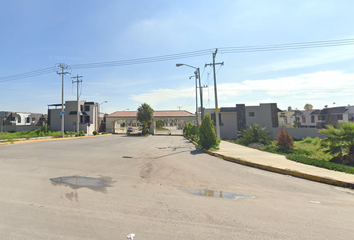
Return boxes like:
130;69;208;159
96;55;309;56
198;113;219;150
92;130;98;135
78;130;85;136
237;123;273;146
276;128;294;149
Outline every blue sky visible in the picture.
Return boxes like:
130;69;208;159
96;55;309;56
1;0;354;114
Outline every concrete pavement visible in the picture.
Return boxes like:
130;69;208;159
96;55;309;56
204;140;354;189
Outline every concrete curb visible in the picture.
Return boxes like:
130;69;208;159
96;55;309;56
186;137;354;189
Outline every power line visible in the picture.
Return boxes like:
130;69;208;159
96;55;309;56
1;38;354;82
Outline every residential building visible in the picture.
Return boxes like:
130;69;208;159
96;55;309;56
278;109;302;128
47;100;99;134
0;111;47;132
204;103;280;139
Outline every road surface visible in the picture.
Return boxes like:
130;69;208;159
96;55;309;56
0;135;353;239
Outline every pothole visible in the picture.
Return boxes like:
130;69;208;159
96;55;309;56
182;188;255;200
50;176;114;193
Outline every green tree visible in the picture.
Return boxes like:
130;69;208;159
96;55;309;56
198;113;219;149
320;122;354;165
137;103;154;135
237;123;273;146
156;120;164;129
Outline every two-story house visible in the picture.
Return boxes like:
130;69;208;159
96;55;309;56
47;100;99;134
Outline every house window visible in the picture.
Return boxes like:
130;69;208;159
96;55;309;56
85;105;90;111
80;105;83;111
210;113;222;126
11;117;16;122
32;118;35;122
80;116;90;123
249;112;255;117
18;117;21;123
26;117;30;123
318;115;325;121
311;116;315;123
302;116;306;123
337;114;343;120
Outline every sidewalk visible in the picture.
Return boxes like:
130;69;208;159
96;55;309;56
204;141;354;189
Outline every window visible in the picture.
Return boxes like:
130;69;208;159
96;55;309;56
80;116;90;123
80;105;83;111
311;116;315;123
249;112;255;117
302;116;306;123
337;114;343;120
85;105;90;111
18;117;21;123
318;115;325;121
32;117;35;122
26;117;30;123
210;113;222;126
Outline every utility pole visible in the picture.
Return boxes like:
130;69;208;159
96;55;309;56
72;74;83;135
177;106;182;111
56;64;70;138
196;68;204;120
205;49;224;139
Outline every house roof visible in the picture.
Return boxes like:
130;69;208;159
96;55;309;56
310;107;348;115
107;110;195;118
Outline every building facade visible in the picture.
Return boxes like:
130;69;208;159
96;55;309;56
48;100;99;134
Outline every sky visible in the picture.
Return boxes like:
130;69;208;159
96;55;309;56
1;0;354;115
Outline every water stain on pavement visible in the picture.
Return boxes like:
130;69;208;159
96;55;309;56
50;176;114;193
182;188;255;200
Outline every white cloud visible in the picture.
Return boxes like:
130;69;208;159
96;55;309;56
131;70;354;111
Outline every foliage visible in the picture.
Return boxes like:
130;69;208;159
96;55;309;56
198;113;219;150
78;130;85;136
156;120;164;129
237;123;273;146
137;103;154;135
275;128;294;149
320;122;354;165
92;130;98;135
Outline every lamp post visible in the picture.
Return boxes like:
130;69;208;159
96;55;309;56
176;63;204;119
99;101;107;132
176;63;200;138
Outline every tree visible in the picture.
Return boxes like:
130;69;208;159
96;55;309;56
320;122;354;165
156;120;164;129
137;103;154;135
304;104;313;110
198;113;219;149
276;128;294;149
237;123;273;146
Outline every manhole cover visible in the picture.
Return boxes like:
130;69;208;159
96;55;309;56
50;176;114;193
182;188;255;200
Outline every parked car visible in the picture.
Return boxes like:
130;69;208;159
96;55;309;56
127;127;135;133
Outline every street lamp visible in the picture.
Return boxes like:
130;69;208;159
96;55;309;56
176;63;201;138
98;101;107;132
176;63;204;120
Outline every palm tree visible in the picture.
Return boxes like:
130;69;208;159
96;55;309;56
320;122;354;165
238;123;273;145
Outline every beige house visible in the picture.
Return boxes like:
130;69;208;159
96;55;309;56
48;100;99;134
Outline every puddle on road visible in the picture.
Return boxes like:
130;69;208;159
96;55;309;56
182;188;255;200
50;176;114;193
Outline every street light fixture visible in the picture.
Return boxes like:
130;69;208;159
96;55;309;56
176;63;202;138
176;63;204;120
98;101;107;132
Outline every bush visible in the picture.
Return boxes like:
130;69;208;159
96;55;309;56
198;113;219;150
92;130;98;135
276;128;294;149
78;130;85;136
237;123;273;146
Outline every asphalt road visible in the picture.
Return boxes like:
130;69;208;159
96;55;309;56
0;135;353;239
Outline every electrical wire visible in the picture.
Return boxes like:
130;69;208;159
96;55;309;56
1;38;354;82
